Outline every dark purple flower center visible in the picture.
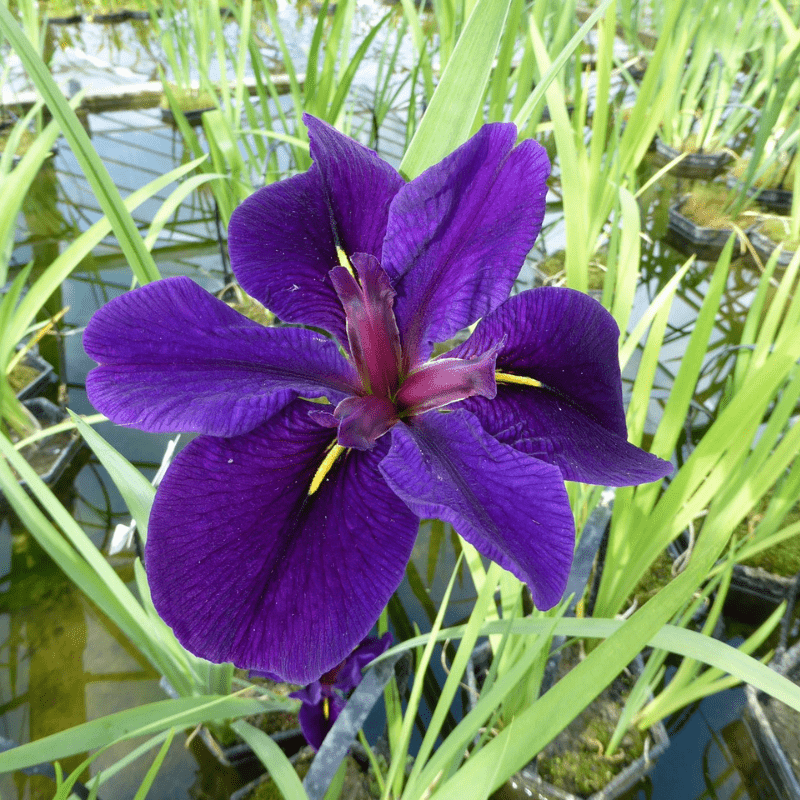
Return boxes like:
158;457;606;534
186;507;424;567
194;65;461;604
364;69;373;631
329;253;498;450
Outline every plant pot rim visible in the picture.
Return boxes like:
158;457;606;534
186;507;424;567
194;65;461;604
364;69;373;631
666;199;741;261
13;350;55;401
744;640;800;799
746;220;797;269
3;398;83;494
726;176;793;215
654;137;731;179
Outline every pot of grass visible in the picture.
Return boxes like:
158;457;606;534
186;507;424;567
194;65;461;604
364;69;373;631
466;640;669;800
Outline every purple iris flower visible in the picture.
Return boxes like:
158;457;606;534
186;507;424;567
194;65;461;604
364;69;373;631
83;114;671;685
290;633;392;751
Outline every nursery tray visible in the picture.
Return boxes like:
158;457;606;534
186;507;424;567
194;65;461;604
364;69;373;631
747;222;797;269
654;138;731;179
466;643;670;800
744;640;800;800
666;201;739;261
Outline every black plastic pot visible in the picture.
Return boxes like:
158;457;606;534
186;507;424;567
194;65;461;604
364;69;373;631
653;138;731;179
726;175;794;215
666;200;740;261
754;187;794;215
160;105;216;127
13;351;55;401
744;640;800;799
159;677;304;773
10;398;83;489
747;221;797;269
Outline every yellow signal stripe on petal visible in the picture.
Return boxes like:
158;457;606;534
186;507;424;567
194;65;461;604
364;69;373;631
494;371;542;389
309;443;346;496
336;246;356;278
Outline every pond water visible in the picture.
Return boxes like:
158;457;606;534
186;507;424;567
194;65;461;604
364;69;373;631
1;6;794;800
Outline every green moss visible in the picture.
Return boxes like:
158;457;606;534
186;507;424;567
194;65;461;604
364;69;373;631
535;645;647;796
19;0;151;16
241;751;379;800
7;362;39;393
246;750;314;800
161;85;218;113
537;250;606;290
0;127;37;158
732;154;797;191
679;183;757;230
736;499;800;576
626;550;674;609
756;218;800;251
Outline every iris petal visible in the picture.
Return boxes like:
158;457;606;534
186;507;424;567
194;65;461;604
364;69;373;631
229;116;404;345
228;166;347;345
384;124;549;367
146;399;418;684
461;387;672;485
305;115;405;261
380;411;575;609
450;288;629;438
84;277;358;436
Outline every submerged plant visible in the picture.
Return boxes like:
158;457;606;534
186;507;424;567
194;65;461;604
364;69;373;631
83;115;670;684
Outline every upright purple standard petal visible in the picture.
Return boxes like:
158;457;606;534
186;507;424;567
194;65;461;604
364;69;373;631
305;115;405;260
451;288;629;437
84;277;358;436
147;400;418;684
380;411;575;609
228;168;347;344
384;125;550;367
229;117;404;344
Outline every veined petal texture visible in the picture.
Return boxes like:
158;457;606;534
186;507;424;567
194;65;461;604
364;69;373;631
380;411;574;609
461;387;672;485
384;124;549;366
84;277;358;436
451;287;629;437
229;116;403;344
146;399;419;684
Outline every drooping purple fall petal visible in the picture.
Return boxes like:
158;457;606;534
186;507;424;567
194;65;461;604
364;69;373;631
450;287;629;438
383;124;550;367
461;386;672;485
84;277;358;436
146;399;418;684
380;411;575;609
